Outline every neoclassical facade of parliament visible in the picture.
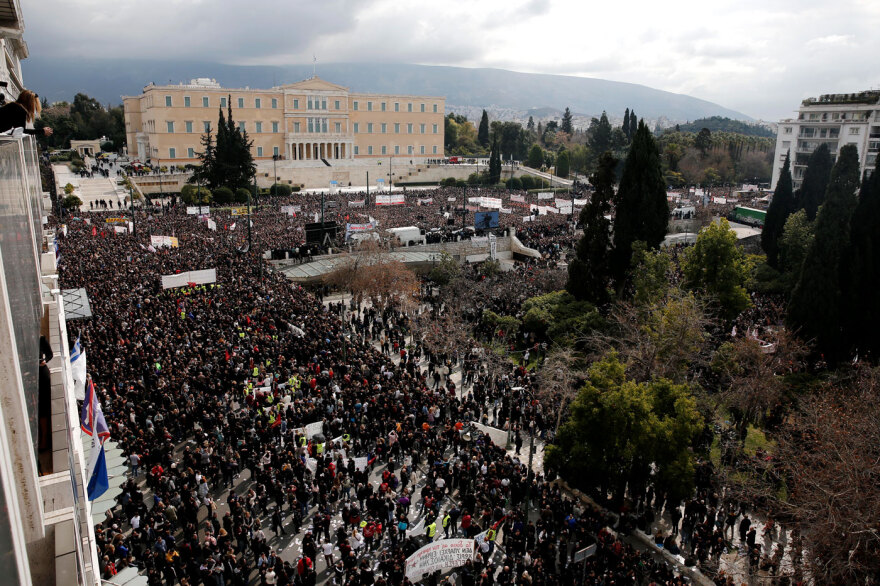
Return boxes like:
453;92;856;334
123;76;446;164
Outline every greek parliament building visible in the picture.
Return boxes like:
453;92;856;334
123;76;446;165
771;90;880;191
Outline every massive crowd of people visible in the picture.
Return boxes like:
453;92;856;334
56;188;705;586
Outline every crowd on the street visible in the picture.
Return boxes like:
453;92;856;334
57;193;700;586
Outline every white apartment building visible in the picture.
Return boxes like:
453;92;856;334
771;90;880;190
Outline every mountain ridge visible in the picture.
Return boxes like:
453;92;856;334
24;58;753;124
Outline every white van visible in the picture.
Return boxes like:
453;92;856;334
386;226;426;246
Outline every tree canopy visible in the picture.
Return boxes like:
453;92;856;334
682;218;751;320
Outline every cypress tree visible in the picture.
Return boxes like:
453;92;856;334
561;107;574;134
488;136;501;184
797;143;833;220
842;168;880;356
788;144;860;360
611;121;670;287
623;108;630;141
629;111;637;142
478;110;490;148
761;152;795;267
589;112;613;155
567;151;616;304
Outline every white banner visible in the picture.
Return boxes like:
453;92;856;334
405;539;474;582
114;225;127;234
469;196;502;209
353;456;369;472
557;203;573;214
537;192;554;200
186;206;210;215
151;235;179;248
375;194;405;206
305;421;323;439
160;268;217;289
348;200;365;208
713;196;728;204
447;197;457;202
207;219;217;231
522;215;534;223
573;198;588;206
510;194;526;203
417;198;433;205
306;457;318;475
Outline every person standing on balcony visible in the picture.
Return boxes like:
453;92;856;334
0;90;53;136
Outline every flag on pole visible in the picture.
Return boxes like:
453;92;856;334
70;336;87;401
86;401;110;500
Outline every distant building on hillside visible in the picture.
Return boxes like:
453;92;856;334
771;90;880;190
122;77;445;164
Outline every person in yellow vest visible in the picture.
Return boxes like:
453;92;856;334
316;442;325;455
486;527;497;554
442;512;452;539
426;519;437;541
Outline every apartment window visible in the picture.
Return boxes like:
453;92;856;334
783;127;792;134
273;146;279;157
165;95;172;107
353;101;359;111
407;103;413;112
188;147;195;158
381;145;387;155
367;101;373;111
354;123;359;133
420;123;426;134
408;145;413;154
295;122;301;133
220;97;227;107
257;146;263;157
255;98;261;109
204;121;211;132
184;96;191;107
394;123;400;134
850;127;861;135
166;121;174;133
381;102;386;112
255;122;262;133
420;103;425;113
394;145;400;154
433;145;438;154
420;145;425;154
433;124;438;134
335;122;341;133
185;121;193;133
394;102;399;112
237;97;244;108
407;123;413;134
169;147;176;158
334;100;340;109
381;123;387;134
354;146;359;155
308;119;313;133
368;146;373;155
272;121;279;133
271;98;278;109
239;121;245;132
367;123;373;134
294;98;299;109
433;104;438;113
782;141;791;150
322;119;327;133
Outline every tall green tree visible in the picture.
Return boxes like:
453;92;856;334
488;136;502;184
611;121;670;286
545;352;703;505
588;111;613;155
695;128;712;157
561;107;574;134
797;143;833;220
842;168;880;356
761;152;795;267
527;144;544;168
682;218;751;320
629;111;637;142
567;151;616;304
526;116;535;131
788;144;860;359
478;110;490;148
623;108;631;141
555;149;570;178
779;210;814;282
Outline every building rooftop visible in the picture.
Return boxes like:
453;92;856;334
801;90;880;107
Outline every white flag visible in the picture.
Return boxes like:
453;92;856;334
70;336;87;401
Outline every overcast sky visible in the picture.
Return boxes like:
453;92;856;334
23;0;880;120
